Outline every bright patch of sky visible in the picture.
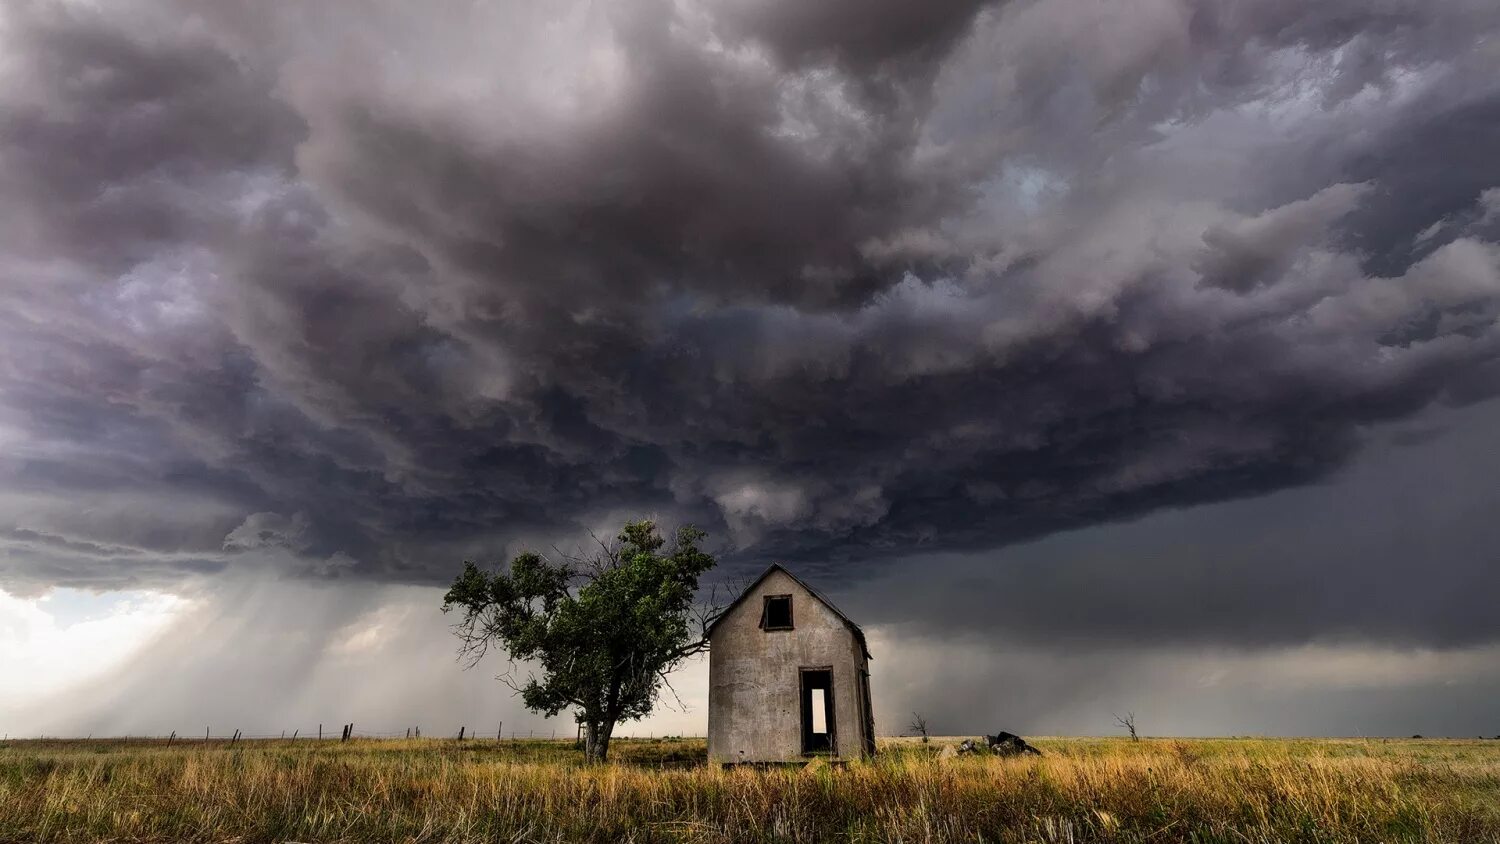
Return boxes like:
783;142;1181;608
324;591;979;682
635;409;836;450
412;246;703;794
0;587;188;719
982;162;1067;214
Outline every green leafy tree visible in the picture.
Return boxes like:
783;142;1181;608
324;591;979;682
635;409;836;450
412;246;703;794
442;520;718;762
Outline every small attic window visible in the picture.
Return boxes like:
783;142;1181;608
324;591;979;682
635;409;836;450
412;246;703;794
761;595;793;630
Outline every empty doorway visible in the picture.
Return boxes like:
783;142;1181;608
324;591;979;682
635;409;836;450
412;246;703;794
800;668;835;754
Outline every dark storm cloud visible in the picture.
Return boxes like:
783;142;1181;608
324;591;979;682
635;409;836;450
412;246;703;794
719;0;992;74
2;0;1500;653
837;399;1500;650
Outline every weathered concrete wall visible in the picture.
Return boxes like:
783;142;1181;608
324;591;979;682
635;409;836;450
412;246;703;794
707;569;870;764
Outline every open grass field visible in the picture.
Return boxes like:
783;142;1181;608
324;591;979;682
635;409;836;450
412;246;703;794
2;735;1498;843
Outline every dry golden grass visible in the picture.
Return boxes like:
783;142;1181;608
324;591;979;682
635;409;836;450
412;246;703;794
2;735;1497;842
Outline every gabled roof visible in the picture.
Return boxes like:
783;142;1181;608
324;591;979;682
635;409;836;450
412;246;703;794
705;563;871;660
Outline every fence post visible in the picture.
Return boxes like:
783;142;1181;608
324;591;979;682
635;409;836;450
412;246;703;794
458;726;465;741
498;722;502;741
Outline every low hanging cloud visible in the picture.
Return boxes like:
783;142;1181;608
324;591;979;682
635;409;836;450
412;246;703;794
1;0;1499;659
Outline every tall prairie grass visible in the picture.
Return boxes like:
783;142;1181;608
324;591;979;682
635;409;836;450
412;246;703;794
2;736;1497;842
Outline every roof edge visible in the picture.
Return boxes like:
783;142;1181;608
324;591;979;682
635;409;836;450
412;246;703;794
705;563;871;660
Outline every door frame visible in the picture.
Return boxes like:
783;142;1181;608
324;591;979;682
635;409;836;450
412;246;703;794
799;666;837;756
858;668;876;757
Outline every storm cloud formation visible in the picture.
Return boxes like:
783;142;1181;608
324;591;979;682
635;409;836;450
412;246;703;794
3;0;1500;666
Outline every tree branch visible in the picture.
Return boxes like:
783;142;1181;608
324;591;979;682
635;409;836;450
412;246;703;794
656;668;688;712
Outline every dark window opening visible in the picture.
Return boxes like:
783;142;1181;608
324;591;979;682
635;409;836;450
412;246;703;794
761;595;793;630
800;668;836;754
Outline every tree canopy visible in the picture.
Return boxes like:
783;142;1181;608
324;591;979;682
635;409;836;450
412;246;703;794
441;520;718;762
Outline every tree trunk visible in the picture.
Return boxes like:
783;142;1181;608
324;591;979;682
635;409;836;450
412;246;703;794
583;719;616;763
585;675;624;763
584;721;601;763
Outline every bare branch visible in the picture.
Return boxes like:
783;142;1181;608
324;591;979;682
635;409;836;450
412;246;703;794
450;613;496;668
656;668;688;712
908;712;930;742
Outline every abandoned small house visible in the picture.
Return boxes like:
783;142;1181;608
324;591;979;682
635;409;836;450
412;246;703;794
706;563;876;764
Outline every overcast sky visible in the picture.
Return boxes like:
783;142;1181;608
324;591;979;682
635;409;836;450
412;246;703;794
3;0;1500;739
